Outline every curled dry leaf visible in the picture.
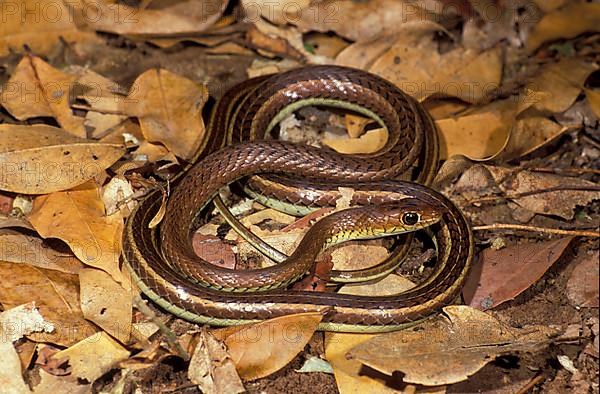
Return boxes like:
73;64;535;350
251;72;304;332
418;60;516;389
124;69;209;160
51;332;130;382
0;0;99;57
566;251;599;308
527;2;600;52
0;229;84;274
499;116;572;161
28;181;125;283
71;0;227;36
213;312;323;381
0;262;97;346
348;306;561;386
79;268;132;344
188;330;245;394
517;58;598;115
0;124;125;194
463;237;574;310
0;56;86;137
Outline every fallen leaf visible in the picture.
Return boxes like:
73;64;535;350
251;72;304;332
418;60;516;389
499;116;572;160
28;181;125;283
243;0;450;42
585;88;600;118
463;237;574;310
0;229;84;274
52;332;130;382
0;264;96;346
188;330;245;394
517;58;598;115
71;0;227;36
213;312;323;380
0;55;86;137
324;275;416;394
566;251;599;308
323;128;388;154
336;20;448;70
348;306;561;386
484;166;600;220
124;69;209;160
79;268;132;343
32;369;90;394
436;99;515;160
0;0;99;56
102;176;135;216
296;356;334;374
0;124;125;194
527;2;600;52
369;36;502;103
192;234;236;269
304;33;349;59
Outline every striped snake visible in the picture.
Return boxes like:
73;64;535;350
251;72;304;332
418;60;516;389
122;66;473;332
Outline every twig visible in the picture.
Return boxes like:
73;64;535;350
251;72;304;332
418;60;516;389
132;295;190;361
515;372;546;394
530;167;600;176
473;223;600;238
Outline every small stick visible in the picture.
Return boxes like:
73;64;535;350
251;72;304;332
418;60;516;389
132;295;190;361
473;224;599;238
515;372;546;394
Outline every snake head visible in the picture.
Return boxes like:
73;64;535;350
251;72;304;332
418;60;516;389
356;199;443;237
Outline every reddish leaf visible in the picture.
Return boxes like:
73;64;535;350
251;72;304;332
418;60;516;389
464;237;574;310
566;251;599;308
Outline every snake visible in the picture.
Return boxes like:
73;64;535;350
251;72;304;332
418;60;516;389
122;65;474;332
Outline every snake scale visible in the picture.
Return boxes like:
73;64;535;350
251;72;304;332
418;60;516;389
122;65;474;332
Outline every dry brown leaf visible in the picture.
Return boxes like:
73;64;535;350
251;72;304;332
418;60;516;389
436;99;515;160
500;116;572;160
323;274;416;393
248;20;307;60
0;229;83;274
0;124;124;194
484;166;600;220
304;33;349;59
0;262;97;346
32;369;90;394
28;181;125;283
0;0;99;57
243;0;450;42
369;36;502;103
52;331;130;382
71;0;227;36
124;69;208;160
585;88;600;119
463;237;574;310
192;234;236;269
325;333;408;394
323;128;388;154
531;0;570;13
0;56;86;137
213;312;323;380
188;330;245;394
336;20;448;70
79;268;132;344
348;306;561;386
527;2;600;52
566;251;599;308
518;58;598;115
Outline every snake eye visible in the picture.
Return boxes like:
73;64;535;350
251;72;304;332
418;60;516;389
402;212;420;226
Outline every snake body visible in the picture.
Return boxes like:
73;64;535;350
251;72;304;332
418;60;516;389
122;65;473;332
